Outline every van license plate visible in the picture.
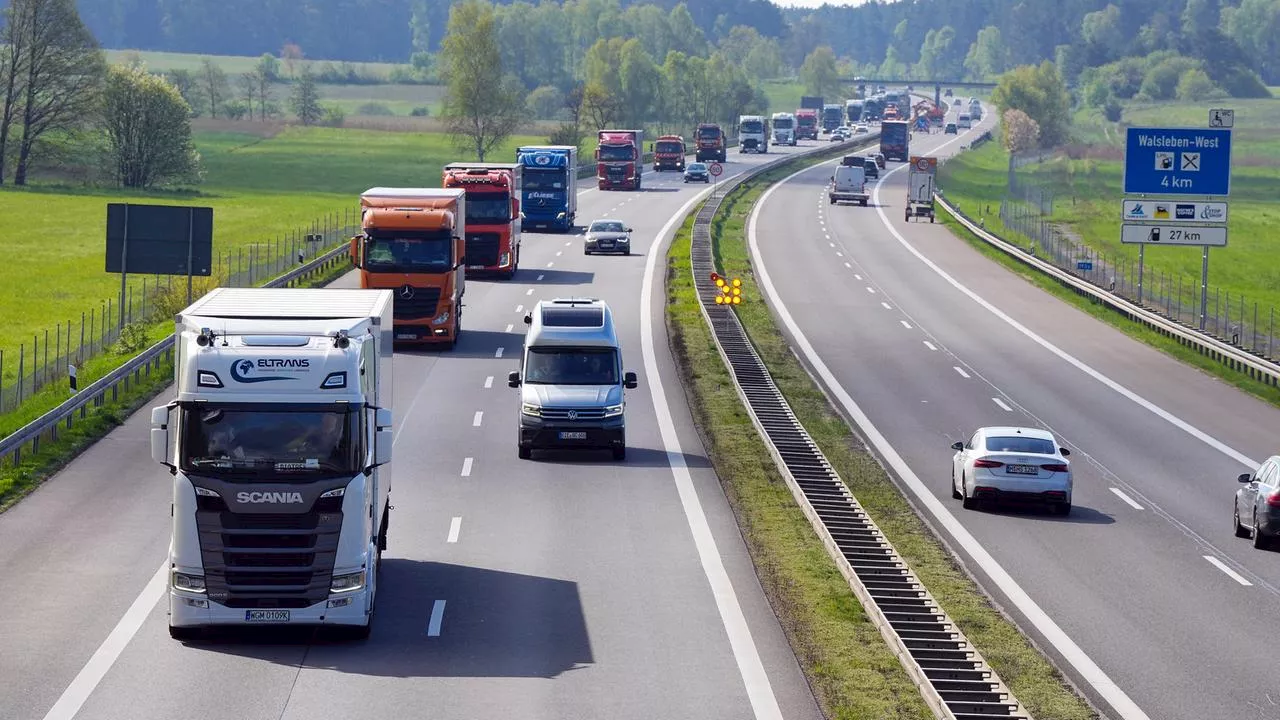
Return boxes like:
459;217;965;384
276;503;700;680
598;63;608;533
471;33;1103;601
1006;464;1038;475
245;610;290;622
559;431;587;440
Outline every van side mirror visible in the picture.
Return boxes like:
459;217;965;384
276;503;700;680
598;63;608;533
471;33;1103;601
150;405;174;470
371;407;393;469
1239;472;1254;483
508;371;521;388
349;236;362;269
624;371;638;389
950;441;964;451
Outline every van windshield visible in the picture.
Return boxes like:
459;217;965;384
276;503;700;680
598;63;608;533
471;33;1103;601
524;347;618;385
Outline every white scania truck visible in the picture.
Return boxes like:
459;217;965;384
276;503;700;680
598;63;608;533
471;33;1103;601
150;287;395;640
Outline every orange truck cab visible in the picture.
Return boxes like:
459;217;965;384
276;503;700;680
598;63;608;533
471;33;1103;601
442;162;523;280
695;123;726;163
350;187;466;348
651;135;686;171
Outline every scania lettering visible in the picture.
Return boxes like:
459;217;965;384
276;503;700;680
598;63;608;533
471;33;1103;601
515;145;578;233
442;162;523;279
150;287;395;641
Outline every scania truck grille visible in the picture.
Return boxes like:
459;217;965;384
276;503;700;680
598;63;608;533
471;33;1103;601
465;233;501;266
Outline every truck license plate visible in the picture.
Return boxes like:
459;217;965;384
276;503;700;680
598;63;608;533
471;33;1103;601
245;610;290;622
559;431;587;440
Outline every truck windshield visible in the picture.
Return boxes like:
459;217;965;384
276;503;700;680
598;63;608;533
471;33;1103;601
364;230;453;272
523;168;565;191
741;120;763;133
180;405;360;478
773;119;793;129
524;347;618;385
656;141;683;153
797;116;815;125
698;128;720;140
465;191;512;223
598;145;634;162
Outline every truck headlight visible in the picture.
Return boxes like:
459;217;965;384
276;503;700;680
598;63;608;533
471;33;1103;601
521;403;542;417
433;312;450;325
172;572;206;593
500;252;511;267
556;212;565;219
603;403;624;418
331;571;365;593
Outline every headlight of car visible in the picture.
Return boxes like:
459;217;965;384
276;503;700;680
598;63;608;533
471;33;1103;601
603;403;624;417
521;403;542;417
331;571;365;593
172;572;206;593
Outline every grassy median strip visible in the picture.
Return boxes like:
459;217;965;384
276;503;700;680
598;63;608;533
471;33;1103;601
0;258;353;512
666;152;1097;719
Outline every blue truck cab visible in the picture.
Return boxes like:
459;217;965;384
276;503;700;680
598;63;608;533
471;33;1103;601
515;145;579;233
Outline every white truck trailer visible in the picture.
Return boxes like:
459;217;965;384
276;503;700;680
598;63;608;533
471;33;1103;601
151;287;395;640
906;155;937;222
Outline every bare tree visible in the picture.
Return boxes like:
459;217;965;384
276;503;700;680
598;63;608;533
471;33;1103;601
8;0;105;185
0;2;30;184
198;57;229;118
280;43;304;79
237;71;257;120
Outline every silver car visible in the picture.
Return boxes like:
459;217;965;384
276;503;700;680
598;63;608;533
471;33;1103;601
1233;455;1280;548
584;218;632;256
951;426;1073;515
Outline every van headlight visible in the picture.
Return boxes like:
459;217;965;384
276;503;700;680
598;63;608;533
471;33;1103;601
172;572;206;594
331;571;365;593
521;403;542;417
603;403;623;417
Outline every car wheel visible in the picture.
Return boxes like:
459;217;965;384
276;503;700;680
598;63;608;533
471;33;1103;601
960;476;976;509
1234;504;1250;538
951;471;962;499
1254;512;1268;549
1054;502;1071;516
518;445;532;460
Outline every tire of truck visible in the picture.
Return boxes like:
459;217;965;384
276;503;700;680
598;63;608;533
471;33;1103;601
930;215;935;223
612;446;626;461
168;625;203;642
860;199;867;206
518;444;532;460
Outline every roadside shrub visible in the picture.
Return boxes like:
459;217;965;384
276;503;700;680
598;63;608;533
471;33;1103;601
410;106;430;117
355;102;394;116
319;104;346;127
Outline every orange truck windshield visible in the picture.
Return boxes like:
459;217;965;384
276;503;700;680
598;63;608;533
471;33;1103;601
364;231;454;272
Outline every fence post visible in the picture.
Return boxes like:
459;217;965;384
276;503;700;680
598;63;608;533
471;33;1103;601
18;343;24;404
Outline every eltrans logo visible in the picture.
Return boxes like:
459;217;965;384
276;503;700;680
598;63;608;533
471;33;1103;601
229;358;310;384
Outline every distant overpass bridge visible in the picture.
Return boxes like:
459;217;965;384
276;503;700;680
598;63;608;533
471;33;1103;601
837;78;998;107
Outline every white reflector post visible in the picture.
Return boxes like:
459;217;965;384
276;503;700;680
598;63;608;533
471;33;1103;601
68;364;78;394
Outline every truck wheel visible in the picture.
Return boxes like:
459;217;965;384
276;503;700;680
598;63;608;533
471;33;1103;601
169;625;203;641
612;446;626;461
518;445;532;460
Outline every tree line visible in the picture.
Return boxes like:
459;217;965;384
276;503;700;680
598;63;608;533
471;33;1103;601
2;0;199;188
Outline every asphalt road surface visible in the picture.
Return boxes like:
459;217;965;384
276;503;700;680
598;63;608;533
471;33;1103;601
751;113;1280;720
0;139;857;720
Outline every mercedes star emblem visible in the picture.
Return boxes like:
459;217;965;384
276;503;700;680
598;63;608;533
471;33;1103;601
399;285;415;299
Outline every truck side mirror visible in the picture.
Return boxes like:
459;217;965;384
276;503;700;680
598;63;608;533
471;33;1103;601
349;236;362;269
371;407;393;469
508;371;521;388
511;197;520;221
624;371;638;389
150;405;175;470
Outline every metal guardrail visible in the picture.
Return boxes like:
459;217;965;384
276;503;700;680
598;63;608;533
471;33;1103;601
685;136;1031;719
0;241;353;468
936;193;1280;388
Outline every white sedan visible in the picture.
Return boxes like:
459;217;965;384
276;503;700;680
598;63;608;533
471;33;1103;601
950;426;1073;515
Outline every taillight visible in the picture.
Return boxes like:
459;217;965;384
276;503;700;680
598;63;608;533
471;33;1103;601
1041;463;1069;473
1266;493;1280;508
973;459;1003;468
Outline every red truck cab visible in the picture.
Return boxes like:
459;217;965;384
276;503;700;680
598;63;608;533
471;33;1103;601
596;129;643;191
795;109;819;140
652;135;686;171
441;162;522;280
694;123;726;163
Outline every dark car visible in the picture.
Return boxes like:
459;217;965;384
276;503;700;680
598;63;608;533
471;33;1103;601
683;162;710;183
944;122;958;135
1235;455;1280;548
872;152;886;169
584;218;632;256
863;157;879;179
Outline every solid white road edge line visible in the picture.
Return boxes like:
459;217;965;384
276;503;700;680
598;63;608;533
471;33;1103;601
747;157;1153;720
426;600;446;636
1109;487;1144;510
1204;556;1252;586
641;172;784;720
447;517;462;544
40;563;167;720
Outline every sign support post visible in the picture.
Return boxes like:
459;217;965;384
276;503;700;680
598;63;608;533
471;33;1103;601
118;204;130;332
186;208;195;305
1200;246;1210;331
1137;244;1145;306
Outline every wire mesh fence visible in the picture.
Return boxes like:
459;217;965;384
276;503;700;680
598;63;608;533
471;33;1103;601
0;207;359;416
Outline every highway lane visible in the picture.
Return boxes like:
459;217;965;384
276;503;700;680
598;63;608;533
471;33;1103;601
0;142;834;720
751;118;1280;720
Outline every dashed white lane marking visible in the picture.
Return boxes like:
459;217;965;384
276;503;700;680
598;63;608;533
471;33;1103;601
865;287;876;294
992;397;1013;412
447;517;462;544
546;261;554;268
472;411;483;427
461;457;473;477
900;320;912;330
426;600;447;636
505;324;513;333
537;274;545;281
854;274;863;280
1109;487;1144;510
835;252;844;258
924;341;938;351
1205;556;1253;586
494;347;504;358
556;251;562;257
564;241;571;246
844;262;852;269
881;302;892;310
953;366;970;378
515;304;523;313
829;242;835;248
525;288;534;296
483;376;493;389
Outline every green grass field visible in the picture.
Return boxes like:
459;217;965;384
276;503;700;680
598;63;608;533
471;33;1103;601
762;80;804;112
0;127;546;394
105;48;407;78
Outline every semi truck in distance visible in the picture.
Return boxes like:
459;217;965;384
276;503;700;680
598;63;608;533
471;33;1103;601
442;162;522;279
800;95;824;111
151;287;395;641
795;108;819;140
821;103;843;133
652;134;687;171
738;114;768;153
771;112;796;146
879;119;911;162
695;123;727;162
350;187;466;347
845;99;864;125
596;129;643;190
515;145;578;233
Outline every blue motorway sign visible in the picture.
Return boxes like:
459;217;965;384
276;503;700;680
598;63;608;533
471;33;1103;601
1076;260;1093;271
1124;127;1231;196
